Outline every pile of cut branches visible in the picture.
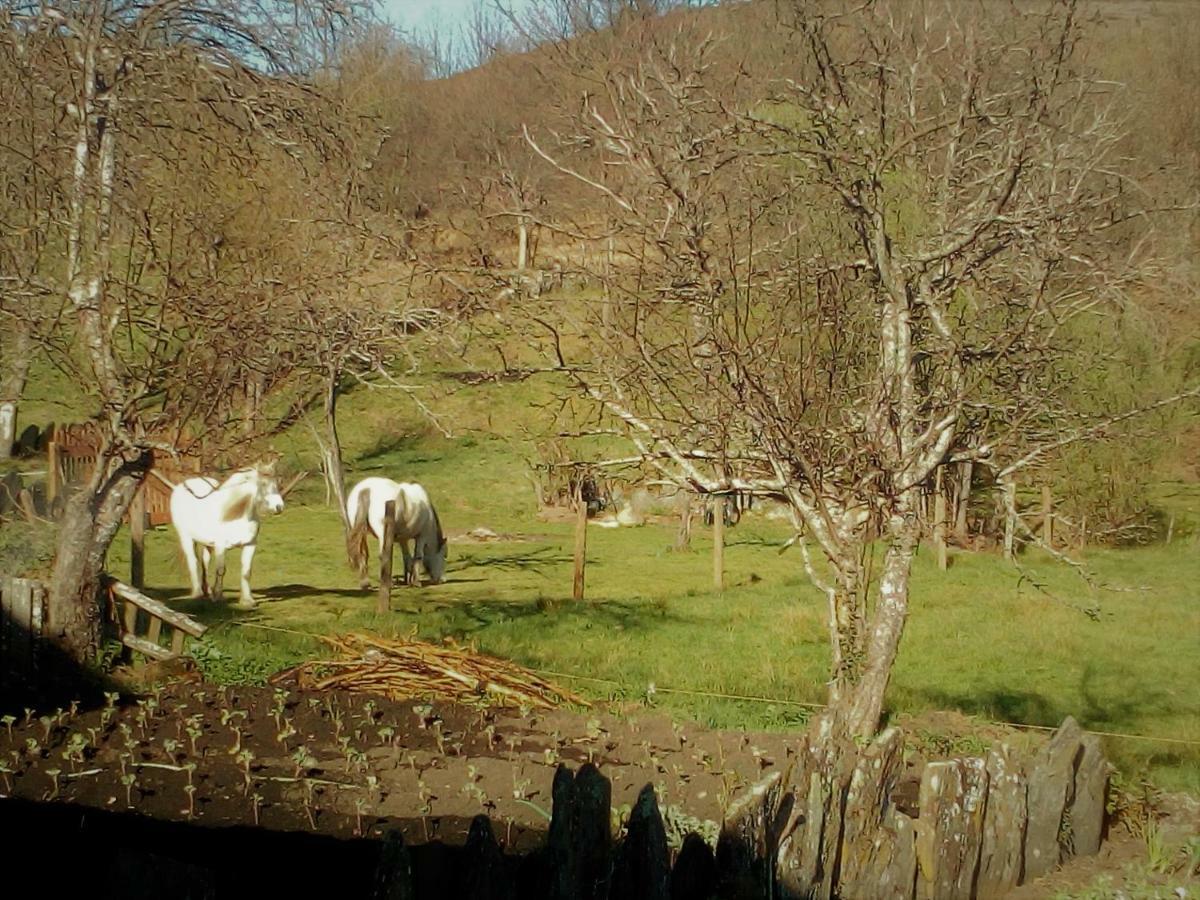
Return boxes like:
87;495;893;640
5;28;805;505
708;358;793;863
270;632;588;710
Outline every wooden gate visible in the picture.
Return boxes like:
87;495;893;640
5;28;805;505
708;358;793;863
47;424;200;526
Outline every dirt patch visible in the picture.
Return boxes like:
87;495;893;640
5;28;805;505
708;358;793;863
0;682;801;851
1;682;1193;897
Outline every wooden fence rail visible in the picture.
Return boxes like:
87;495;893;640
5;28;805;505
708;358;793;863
103;577;207;661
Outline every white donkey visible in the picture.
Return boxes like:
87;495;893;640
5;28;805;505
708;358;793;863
346;477;447;588
169;464;285;606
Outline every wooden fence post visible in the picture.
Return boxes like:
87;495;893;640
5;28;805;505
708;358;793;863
1003;482;1016;561
955;461;972;542
1041;485;1053;549
713;497;725;591
675;495;693;552
130;487;146;589
933;468;948;572
573;483;588;602
46;439;60;503
378;500;395;614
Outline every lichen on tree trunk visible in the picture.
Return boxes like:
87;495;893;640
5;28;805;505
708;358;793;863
48;449;150;661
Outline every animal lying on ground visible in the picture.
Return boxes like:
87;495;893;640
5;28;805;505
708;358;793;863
346;477;447;588
169;464;285;607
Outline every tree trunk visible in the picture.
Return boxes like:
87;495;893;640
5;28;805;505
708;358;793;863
0;320;34;459
829;520;918;739
323;373;351;532
48;449;151;661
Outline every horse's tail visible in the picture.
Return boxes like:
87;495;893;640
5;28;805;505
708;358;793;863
346;487;371;589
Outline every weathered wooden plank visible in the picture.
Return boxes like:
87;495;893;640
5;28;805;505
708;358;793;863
773;715;858;900
146;615;163;648
171;628;186;657
715;769;782;897
548;764;612;900
371;829;416;900
1066;734;1109;859
914;757;988;900
839;727;912;899
462;814;510;900
610;784;670;900
670;832;716;900
977;745;1026;898
108;579;206;638
571;763;612;900
6;576;33;678
122;633;175;661
1024;717;1083;880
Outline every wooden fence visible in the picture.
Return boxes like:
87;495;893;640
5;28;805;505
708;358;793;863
45;424;200;527
0;574;48;691
365;714;1110;899
103;577;207;662
1;574;204;683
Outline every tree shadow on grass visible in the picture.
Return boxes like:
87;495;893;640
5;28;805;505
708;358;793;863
416;591;694;638
908;663;1179;733
451;546;573;575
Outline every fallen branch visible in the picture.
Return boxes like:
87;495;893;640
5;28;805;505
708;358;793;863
270;632;589;710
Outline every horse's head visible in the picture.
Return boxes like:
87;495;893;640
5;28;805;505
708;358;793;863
422;536;448;585
253;464;285;516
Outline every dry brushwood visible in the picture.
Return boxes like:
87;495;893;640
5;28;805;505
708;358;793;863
270;633;588;710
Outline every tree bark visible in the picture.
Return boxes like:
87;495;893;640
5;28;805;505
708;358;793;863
322;371;351;532
833;517;919;739
48;448;151;661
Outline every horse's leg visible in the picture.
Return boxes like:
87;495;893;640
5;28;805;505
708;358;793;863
238;543;257;605
201;546;213;599
400;539;415;586
181;536;204;599
211;547;227;601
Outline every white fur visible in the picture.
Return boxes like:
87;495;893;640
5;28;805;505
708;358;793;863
346;477;447;586
169;468;284;605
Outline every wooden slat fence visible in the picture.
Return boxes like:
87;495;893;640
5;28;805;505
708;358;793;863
46;424;200;526
365;715;1109;900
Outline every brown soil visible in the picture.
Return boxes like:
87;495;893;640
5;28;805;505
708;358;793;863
0;681;806;851
2;681;1195;897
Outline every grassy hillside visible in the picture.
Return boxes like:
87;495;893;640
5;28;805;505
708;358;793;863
92;366;1200;794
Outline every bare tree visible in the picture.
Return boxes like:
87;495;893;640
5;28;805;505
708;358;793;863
0;0;382;660
523;0;1198;737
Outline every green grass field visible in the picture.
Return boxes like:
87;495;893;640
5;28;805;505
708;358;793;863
84;370;1200;795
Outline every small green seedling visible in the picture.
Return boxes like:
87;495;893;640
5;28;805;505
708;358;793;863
1;715;15;742
45;768;61;801
183;783;196;819
120;773;136;807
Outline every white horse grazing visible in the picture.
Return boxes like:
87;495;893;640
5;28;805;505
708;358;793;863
346;477;447;588
169;465;285;606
